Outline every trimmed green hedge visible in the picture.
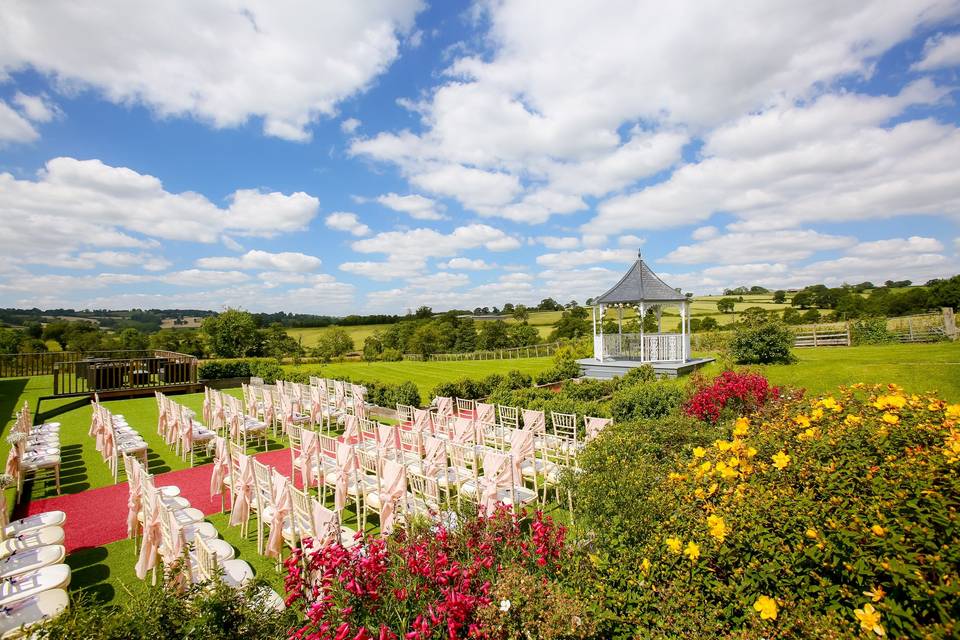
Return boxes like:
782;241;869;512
197;358;282;383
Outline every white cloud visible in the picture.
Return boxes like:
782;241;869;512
376;192;446;220
0;2;424;141
581;234;608;249
536;248;636;269
325;212;370;236
955;237;960;254
913;32;960;71
410;165;522;214
76;251;171;272
692;226;719;241
0;158;319;261
618;235;645;248
537;236;580;250
195;249;322;272
12;92;59;123
340;258;425;281
439;258;494;270
664;230;855;265
847;236;944;257
0;100;38;144
340;118;361;134
159;269;250;287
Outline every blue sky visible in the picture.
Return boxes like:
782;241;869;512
1;1;959;315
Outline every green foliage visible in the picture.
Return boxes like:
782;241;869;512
312;326;354;361
782;307;802;325
850;316;895;345
34;577;297;640
248;360;283;383
262;323;304;360
549;306;591;341
202;309;261;358
379;348;403;362
730;320;796;364
198;359;253;380
609;380;685;421
716;298;736;314
534;349;582;385
0;328;21;354
618;363;656;385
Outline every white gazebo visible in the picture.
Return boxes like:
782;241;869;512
580;251;712;378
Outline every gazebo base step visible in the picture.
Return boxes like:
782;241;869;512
576;357;714;380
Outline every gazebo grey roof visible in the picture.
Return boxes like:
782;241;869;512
594;252;687;304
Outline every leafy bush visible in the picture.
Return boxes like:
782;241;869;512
730;320;796;364
684;370;779;423
534;357;581;385
609;381;684;421
248;359;283;383
617;363;656;386
35;577;296;639
850;316;895;345
198;359;253;380
429;370;533;402
575;385;960;638
379;347;403;361
285;507;585;639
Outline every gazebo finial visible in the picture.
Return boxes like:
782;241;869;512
637;248;642;259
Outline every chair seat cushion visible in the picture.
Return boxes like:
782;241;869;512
0;587;68;639
0;528;65;558
0;564;71;606
0;545;65;579
4;512;66;538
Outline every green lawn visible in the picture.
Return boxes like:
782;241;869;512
285;324;393;350
696;342;960;401
283;357;554;403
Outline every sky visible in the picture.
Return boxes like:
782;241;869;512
1;0;959;316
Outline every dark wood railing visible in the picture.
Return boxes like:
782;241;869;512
49;350;198;397
0;349;166;378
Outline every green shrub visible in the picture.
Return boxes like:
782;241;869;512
850;316;894;345
534;358;581;385
570;386;960;638
730;320;796;364
379;348;403;361
609;381;685;421
35;577;297;639
248;359;283;383
198;359;252;379
692;330;733;354
617;363;656;386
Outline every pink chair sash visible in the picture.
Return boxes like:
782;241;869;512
210;437;230;498
5;446;20;479
134;489;161;579
125;457;142;538
203;389;212;426
509;429;534;479
334;381;347;412
585;416;611;442
413;409;432;434
422;435;446;477
342;415;359;443
228;455;254;527
266;471;291;558
101;426;115;463
296;430;321;489
479;452;512;516
378;424;399;454
334;444;356;512
435;397;453;418
378;459;407;536
522;409;546;434
159;509;186;590
476;403;496;424
454;417;475;444
310;386;323;424
311;501;338;546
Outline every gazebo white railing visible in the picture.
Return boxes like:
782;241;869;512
590;250;692;364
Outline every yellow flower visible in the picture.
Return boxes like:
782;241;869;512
666;537;682;554
797;426;820;442
753;595;778;620
733;417;749;436
707;515;727;542
715;439;732;452
683;541;700;563
946;404;960;419
811;408;824;421
640;558;651;574
874;394;906;410
927;400;945;412
882;413;899;425
746;446;758;458
794;415;811;428
699;461;713;474
820;396;839;410
863;586;885;602
805;528;818;539
693;446;706;458
772;451;790;470
871;524;885;537
854;603;885;636
668;472;686;482
845;414;863;426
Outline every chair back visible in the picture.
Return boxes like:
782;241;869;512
498;405;519;430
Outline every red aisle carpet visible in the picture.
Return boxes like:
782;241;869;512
16;447;294;553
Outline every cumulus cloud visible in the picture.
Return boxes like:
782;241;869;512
847;236;944;257
325;212;370;236
12;92;60;123
536;248;636;269
913;32;960;71
0;100;38;144
196;250;322;272
439;258;494;270
664;230;855;265
340;118;361;134
0;2;424;140
376;192;446;220
537;236;580;250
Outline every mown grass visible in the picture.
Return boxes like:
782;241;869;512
285;324;393;349
283;357;554;404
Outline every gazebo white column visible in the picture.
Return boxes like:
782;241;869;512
655;306;662;333
638;301;646;362
680;300;687;361
617;305;623;355
591;304;598;360
598;304;605;362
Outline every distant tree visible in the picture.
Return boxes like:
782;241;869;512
697;316;720;332
414;306;433;320
537;298;562;312
481;307;490;315
748;286;769;294
119;328;148;351
790;291;814;309
772;290;787;304
262;324;302;360
0;328;21;354
782;307;802;325
801;308;822;324
362;334;384;361
477;320;511;350
716;298;736;314
566;300;578;309
202;309;261;358
740;307;768;325
507;322;540;347
23;321;42;339
585;297;594;306
512;305;530;322
549;306;591;341
491;307;500;315
404;323;440;358
453;317;477;352
313;327;354;361
501;303;515;314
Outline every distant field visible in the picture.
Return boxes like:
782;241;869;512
283;357;554;403
286;324;393;350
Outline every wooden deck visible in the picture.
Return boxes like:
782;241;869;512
577;357;714;380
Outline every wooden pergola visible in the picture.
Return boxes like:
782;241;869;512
591;251;691;363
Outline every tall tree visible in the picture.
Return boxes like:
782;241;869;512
202;309;261;358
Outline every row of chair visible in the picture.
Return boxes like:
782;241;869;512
5;403;61;499
155;392;217;465
90;397;149;483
